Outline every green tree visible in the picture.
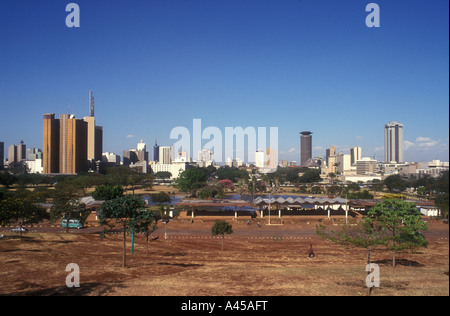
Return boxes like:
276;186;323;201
212;220;233;251
366;199;428;267
105;167;154;195
98;195;147;267
50;179;86;233
92;185;124;201
132;208;156;255
383;174;408;193
0;195;49;237
298;169;322;183
316;221;390;295
150;191;172;204
176;168;210;195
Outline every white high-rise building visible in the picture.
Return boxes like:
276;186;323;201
350;147;362;166
255;150;265;168
384;121;404;163
159;146;171;164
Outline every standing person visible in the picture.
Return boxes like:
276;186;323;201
307;243;316;259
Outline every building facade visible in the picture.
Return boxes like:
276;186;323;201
384;121;404;163
300;131;312;167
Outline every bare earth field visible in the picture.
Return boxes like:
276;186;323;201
0;220;448;297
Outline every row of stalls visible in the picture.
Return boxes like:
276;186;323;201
178;197;353;220
253;196;351;219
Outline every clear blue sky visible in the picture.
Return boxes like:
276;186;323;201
1;0;448;163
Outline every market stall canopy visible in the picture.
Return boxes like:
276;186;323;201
253;196;349;206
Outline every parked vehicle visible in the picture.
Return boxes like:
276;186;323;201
11;226;28;232
61;219;83;229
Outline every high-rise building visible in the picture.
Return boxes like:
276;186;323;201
43;113;60;174
255;150;265;168
7;141;26;165
350;147;362;166
59;114;88;174
159;146;172;164
300;131;312;167
43;91;103;174
384;121;404;163
265;147;277;170
153;141;160;162
83;116;103;165
136;140;149;162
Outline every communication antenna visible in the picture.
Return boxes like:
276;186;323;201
89;90;95;116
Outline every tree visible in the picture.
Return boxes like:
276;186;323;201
105;167;154;195
132;208;157;255
366;199;428;267
98;195;147;267
316;221;389;295
383;174;408;193
218;179;235;192
298;169;322;183
0;195;49;237
50;179;86;233
91;185;124;201
176;168;210;195
150;191;172;204
212;220;233;250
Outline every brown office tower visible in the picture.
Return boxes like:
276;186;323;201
43;113;60;174
59;114;88;174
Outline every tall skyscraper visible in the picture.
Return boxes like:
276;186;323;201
43;113;60;174
384;121;404;163
7;141;26;165
300;131;313;167
159;146;172;164
43;91;103;174
59;114;88;174
136;140;149;162
350;147;362;166
153;140;160;162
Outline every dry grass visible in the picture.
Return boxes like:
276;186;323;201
0;224;448;296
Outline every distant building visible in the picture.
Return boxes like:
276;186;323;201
197;149;213;167
153;141;159;162
350;147;362;166
59;114;88;174
102;152;121;166
255;150;265;168
42;91;103;174
150;161;191;179
300;131;312;167
43;113;60;174
7;141;26;165
384;121;404;163
356;157;378;175
335;153;351;174
159;146;172;164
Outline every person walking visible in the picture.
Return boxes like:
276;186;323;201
307;243;316;259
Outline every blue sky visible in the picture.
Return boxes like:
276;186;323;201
0;0;448;163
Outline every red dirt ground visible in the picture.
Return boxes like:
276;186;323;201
0;219;448;296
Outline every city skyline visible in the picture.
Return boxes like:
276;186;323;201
1;0;449;163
